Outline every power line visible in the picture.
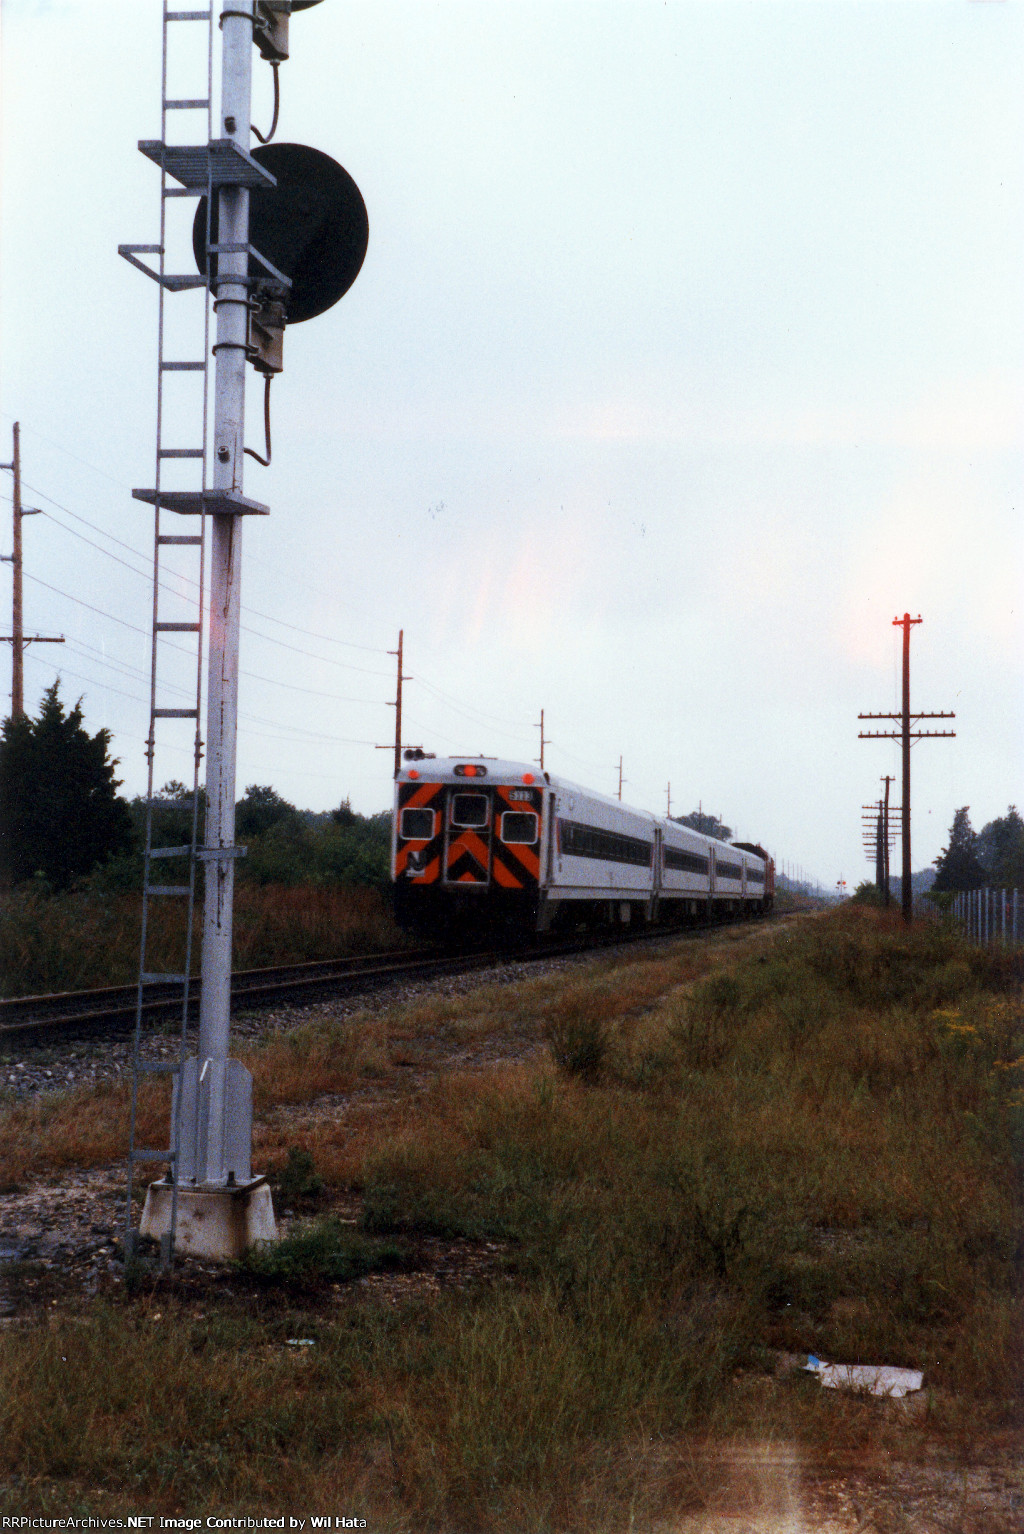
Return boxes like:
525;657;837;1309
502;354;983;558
24;569;394;687
2;414;133;492
236;620;392;677
14;466;572;752
4;417;394;656
16;467;565;732
20;474;390;655
23;571;152;635
415;674;533;730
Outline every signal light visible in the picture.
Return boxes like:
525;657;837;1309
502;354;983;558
248;294;286;375
193;143;369;352
454;763;486;777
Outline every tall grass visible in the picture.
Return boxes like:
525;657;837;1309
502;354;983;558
0;883;404;996
0;908;1021;1526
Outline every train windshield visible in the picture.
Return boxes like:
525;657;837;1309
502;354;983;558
500;811;538;844
400;807;436;840
451;793;489;827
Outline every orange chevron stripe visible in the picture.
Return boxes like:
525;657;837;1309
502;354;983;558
505;841;540;879
404;782;441;809
491;857;522;888
448;829;489;865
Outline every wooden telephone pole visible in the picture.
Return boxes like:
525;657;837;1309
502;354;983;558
536;709;547;771
859;614;955;923
880;774;894;906
388;629;412;776
861;777;898;905
1;422;64;716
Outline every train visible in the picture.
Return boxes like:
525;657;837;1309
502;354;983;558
391;754;774;939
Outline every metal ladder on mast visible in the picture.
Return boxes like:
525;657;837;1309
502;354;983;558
120;5;216;1267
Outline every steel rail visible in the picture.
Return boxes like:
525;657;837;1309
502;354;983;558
0;948;440;1041
0;913;779;1045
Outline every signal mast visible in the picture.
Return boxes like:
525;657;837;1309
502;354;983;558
122;0;367;1261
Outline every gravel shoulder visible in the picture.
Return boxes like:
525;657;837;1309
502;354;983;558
0;944;597;1310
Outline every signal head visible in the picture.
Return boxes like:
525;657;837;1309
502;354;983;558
193;142;368;324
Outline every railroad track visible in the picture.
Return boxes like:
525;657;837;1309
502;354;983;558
0;947;501;1043
0;914;778;1045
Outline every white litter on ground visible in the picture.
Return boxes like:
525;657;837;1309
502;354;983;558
804;1356;923;1397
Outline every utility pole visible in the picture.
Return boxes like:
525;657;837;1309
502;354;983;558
859;614;955;923
387;629;411;777
536;708;547;771
881;774;893;906
1;422;65;716
861;797;898;889
666;782;671;817
617;756;624;802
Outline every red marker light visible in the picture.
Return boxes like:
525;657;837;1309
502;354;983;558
463;764;478;777
408;769;419;779
522;773;534;784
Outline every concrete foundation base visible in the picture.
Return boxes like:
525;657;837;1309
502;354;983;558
140;1177;277;1260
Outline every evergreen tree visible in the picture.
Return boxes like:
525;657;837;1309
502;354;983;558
976;807;1024;889
932;806;987;893
0;682;132;889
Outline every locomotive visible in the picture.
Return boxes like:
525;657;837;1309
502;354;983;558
392;755;774;938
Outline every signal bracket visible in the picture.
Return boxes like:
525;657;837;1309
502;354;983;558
138;138;277;190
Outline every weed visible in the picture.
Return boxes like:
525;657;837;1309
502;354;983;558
235;1217;412;1288
271;1146;326;1211
545;1007;608;1081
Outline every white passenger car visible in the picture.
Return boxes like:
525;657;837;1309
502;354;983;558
392;756;773;938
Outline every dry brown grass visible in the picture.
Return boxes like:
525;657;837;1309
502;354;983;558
0;1078;169;1188
1;909;1021;1528
0;882;404;996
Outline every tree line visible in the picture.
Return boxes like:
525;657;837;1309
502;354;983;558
5;683;1019;901
0;682;390;893
931;804;1024;893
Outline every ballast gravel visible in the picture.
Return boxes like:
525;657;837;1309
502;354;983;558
0;943;620;1312
0;946;597;1101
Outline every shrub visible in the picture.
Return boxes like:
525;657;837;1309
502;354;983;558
235;1217;411;1288
272;1146;326;1211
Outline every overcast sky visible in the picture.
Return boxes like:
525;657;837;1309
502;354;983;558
2;0;1021;889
